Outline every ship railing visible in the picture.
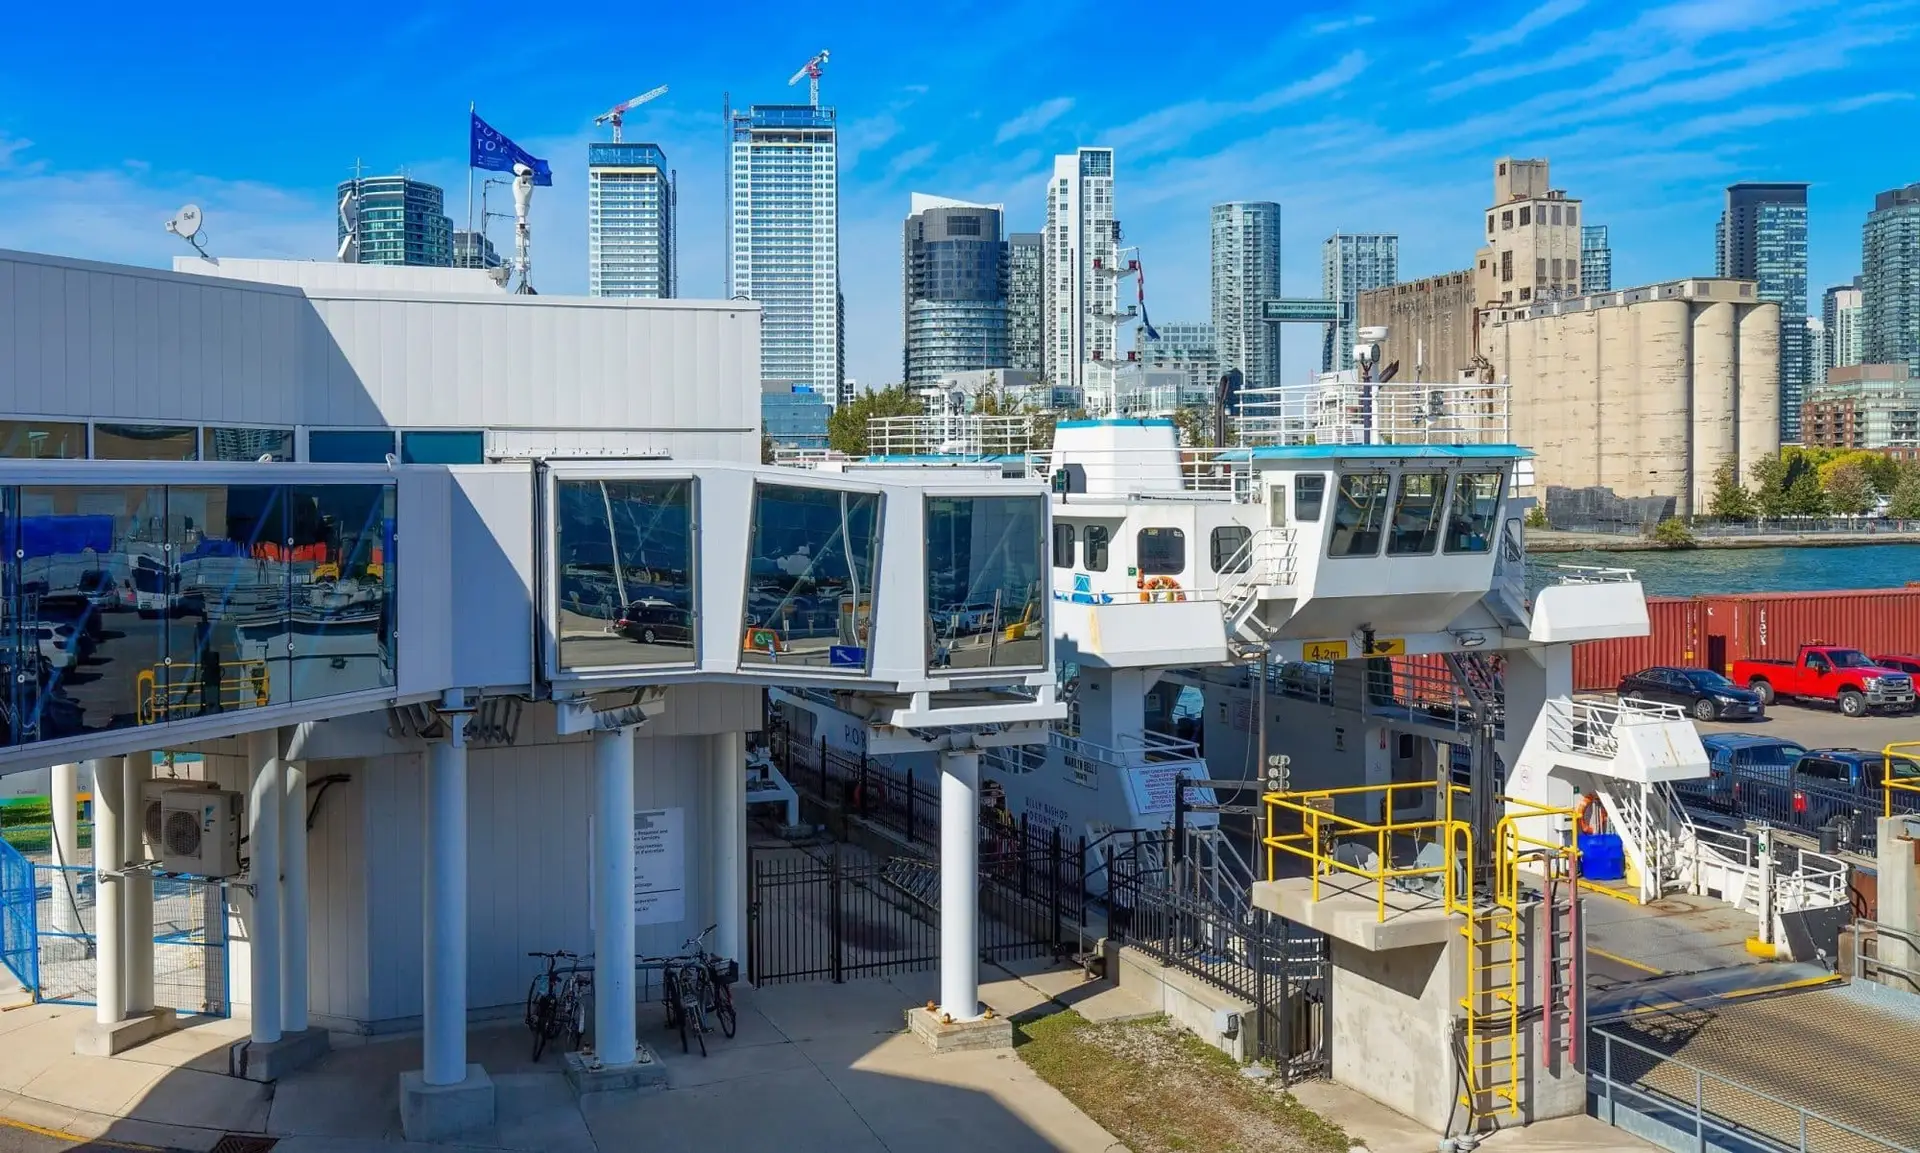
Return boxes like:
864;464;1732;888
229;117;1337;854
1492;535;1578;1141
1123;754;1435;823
769;448;845;469
868;414;1034;459
1053;729;1204;772
1232;380;1511;447
1025;446;1260;500
1553;564;1638;584
1262;780;1474;922
1542;697;1685;758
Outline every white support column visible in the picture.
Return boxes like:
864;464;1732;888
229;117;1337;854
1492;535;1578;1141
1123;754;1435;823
50;764;80;936
91;757;127;1026
247;730;284;1044
939;748;981;1021
423;694;473;1086
281;753;310;1033
123;753;155;1015
593;726;637;1066
709;731;745;966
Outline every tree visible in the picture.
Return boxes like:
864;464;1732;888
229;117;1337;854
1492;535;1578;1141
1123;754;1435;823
1782;470;1828;516
1706;455;1755;520
827;384;923;456
760;434;776;464
1524;505;1548;529
1888;463;1920;519
1651;517;1697;548
1170;406;1213;448
1817;449;1897;497
1823;461;1877;515
1748;452;1790;517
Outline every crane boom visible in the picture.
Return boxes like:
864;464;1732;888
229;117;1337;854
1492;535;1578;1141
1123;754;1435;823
786;50;830;106
593;84;669;143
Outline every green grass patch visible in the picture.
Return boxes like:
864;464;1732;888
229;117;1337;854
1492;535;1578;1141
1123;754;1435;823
1014;1010;1352;1153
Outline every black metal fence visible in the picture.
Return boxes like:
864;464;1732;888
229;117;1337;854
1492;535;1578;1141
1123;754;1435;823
1108;872;1329;1078
1671;765;1920;855
775;734;942;846
747;821;1087;986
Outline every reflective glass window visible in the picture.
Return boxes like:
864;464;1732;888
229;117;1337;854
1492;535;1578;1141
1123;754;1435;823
287;485;396;699
554;479;696;670
1328;474;1390;557
1443;472;1504;554
1294;475;1326;521
1084;525;1110;572
1387;474;1446;556
307;430;397;463
0;420;86;459
204;428;294;462
1136;527;1185;576
926;496;1045;672
167;486;293;718
743;484;881;673
94;424;198;461
1052;524;1075;569
11;485;170;743
401;431;485;465
1211;526;1251;573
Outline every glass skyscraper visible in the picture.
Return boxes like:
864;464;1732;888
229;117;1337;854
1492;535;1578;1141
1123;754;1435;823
337;175;454;267
453;230;500;270
902;196;1008;385
1718;183;1810;442
1044;148;1117;411
1823;279;1865;379
1212;202;1282;392
1320;233;1398;373
1864;183;1920;375
1580;225;1612;294
589;143;675;298
1006;233;1044;375
728;104;841;401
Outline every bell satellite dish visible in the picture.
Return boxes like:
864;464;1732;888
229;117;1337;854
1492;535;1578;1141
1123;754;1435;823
165;204;211;258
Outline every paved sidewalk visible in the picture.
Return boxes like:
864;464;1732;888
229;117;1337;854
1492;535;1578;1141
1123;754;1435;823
0;965;1120;1153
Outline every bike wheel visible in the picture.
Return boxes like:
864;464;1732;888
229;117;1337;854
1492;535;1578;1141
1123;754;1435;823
530;995;555;1062
678;1007;691;1053
566;993;586;1053
713;981;737;1038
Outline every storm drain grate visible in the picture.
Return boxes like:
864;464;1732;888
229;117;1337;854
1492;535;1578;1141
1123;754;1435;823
209;1137;278;1153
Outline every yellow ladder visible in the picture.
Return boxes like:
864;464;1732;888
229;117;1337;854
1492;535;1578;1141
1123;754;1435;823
1458;901;1523;1121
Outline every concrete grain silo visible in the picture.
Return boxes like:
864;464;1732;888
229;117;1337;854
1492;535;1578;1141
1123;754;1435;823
1737;300;1783;483
1691;300;1738;512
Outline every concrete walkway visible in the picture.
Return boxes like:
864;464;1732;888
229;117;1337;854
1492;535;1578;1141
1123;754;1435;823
0;966;1120;1153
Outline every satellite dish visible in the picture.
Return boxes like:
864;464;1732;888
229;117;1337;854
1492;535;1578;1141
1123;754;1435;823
166;204;203;239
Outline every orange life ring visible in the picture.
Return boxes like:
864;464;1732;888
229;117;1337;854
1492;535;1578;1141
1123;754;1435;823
1140;575;1186;603
1573;792;1607;836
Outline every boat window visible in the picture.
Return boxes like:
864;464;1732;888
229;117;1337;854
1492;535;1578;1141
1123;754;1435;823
1210;525;1251;573
1084;524;1110;572
926;495;1047;672
94;423;199;461
1443;471;1504;554
1386;474;1446;556
1052;523;1075;569
744;484;882;673
555;478;698;671
1327;474;1390;558
1136;527;1185;576
1294;475;1326;522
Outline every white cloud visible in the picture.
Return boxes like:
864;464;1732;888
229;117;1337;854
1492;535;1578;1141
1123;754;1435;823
885;143;938;180
838;114;904;171
1462;0;1591;56
994;97;1074;144
1310;13;1376;34
1106;51;1369;159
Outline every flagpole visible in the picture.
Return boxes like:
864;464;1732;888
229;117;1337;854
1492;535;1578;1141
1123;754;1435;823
465;102;476;267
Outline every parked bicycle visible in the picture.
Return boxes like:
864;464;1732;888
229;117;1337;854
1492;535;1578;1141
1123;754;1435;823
525;949;593;1061
652;924;738;1056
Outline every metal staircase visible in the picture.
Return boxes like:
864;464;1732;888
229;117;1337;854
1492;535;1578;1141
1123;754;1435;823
1214;526;1298;643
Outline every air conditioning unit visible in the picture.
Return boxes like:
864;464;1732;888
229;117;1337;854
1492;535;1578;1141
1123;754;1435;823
144;779;219;851
160;788;244;878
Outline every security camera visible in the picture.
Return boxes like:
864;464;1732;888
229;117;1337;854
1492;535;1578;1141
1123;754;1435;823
1358;326;1389;343
512;162;532;177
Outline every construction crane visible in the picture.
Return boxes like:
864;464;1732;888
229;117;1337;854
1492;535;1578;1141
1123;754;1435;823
787;50;830;107
594;85;668;143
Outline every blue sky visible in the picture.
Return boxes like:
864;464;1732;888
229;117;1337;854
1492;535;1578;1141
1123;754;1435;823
3;0;1916;389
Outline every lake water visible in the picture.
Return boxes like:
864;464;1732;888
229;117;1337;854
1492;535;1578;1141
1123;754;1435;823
1525;544;1920;598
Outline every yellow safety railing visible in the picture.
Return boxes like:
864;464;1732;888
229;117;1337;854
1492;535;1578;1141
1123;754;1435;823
135;660;273;724
1262;780;1473;923
1884;742;1920;818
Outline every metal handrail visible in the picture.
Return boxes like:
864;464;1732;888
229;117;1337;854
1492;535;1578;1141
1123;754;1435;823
1884;742;1920;818
1852;918;1920;991
1543;696;1686;757
1232;380;1511;447
1554;564;1639;584
1262;781;1472;922
1591;1026;1916;1153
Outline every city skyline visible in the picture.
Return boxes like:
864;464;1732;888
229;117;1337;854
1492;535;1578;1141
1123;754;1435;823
2;1;1915;392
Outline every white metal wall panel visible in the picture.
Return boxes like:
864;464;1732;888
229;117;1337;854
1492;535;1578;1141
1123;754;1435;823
447;465;537;691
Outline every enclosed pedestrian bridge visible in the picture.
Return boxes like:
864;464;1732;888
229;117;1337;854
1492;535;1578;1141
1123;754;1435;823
0;460;1063;770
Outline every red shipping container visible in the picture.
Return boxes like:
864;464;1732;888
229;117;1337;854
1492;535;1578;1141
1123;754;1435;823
1715;588;1920;665
1572;598;1699;691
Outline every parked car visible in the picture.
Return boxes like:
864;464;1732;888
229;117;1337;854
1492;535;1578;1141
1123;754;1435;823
1872;654;1920;678
1730;747;1920;835
615;599;693;647
1730;644;1917;718
1617;666;1764;722
1692;733;1809;809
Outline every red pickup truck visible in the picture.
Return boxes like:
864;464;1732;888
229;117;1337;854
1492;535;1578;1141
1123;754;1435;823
1731;645;1917;718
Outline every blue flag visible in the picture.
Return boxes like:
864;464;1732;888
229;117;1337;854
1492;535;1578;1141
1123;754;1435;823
469;111;552;186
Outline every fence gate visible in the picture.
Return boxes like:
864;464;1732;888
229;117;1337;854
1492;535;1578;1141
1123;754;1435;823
748;834;1085;986
27;861;230;1016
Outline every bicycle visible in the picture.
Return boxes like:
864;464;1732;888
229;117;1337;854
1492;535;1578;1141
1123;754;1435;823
525;950;591;1061
656;924;737;1056
683;923;738;1042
